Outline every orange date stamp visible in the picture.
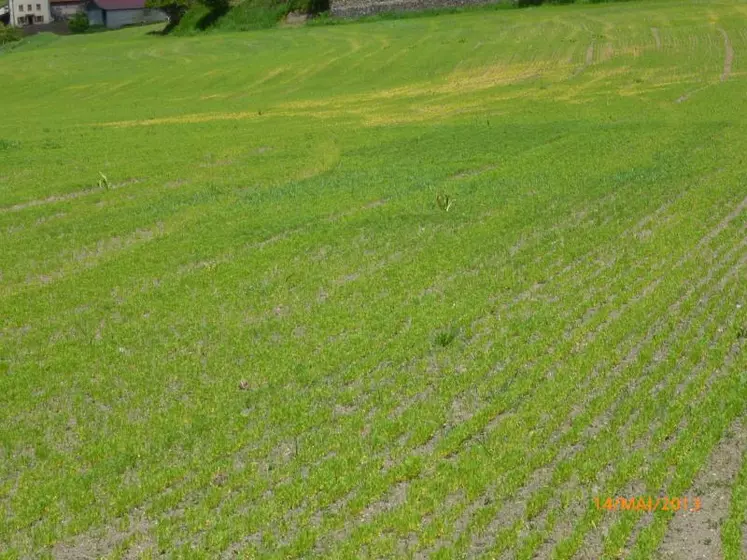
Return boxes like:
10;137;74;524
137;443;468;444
593;496;702;513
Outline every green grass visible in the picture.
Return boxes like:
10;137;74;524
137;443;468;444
1;1;747;558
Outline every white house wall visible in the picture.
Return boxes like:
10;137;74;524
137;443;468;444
10;0;51;25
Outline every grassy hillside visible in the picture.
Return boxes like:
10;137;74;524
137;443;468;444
171;0;321;34
1;1;747;558
172;0;287;33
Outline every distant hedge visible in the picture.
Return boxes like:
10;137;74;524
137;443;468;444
171;0;329;34
168;0;622;35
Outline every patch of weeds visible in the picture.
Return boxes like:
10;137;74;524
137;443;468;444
0;139;20;151
0;24;22;46
434;326;459;348
436;193;453;212
98;172;111;189
736;326;746;340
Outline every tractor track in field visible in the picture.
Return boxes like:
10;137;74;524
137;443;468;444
242;248;745;559
550;205;747;433
541;312;743;559
719;28;734;82
575;43;595;77
0;179;141;214
677;27;737;102
658;415;747;559
360;218;747;550
652;27;662;50
627;349;746;558
466;234;747;558
131;187;747;558
213;211;640;556
578;257;746;558
418;200;747;549
22;141;743;557
21;183;745;558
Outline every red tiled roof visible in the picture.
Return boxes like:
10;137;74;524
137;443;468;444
90;0;147;9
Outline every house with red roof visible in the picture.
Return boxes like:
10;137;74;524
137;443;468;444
86;0;166;28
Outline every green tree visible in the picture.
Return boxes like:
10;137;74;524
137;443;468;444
200;0;229;14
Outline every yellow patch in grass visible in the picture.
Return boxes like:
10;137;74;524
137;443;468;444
100;111;262;128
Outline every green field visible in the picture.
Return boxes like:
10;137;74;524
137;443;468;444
2;1;747;557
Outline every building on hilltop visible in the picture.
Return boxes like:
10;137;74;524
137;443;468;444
86;0;167;28
6;0;51;26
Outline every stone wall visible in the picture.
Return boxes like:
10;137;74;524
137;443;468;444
331;0;505;18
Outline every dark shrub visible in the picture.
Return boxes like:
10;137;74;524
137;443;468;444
68;12;90;33
304;0;330;14
201;0;230;11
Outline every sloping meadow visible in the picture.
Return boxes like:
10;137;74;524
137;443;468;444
1;1;746;557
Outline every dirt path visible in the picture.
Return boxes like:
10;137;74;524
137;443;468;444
0;179;141;214
719;28;734;82
572;43;595;77
677;27;734;102
657;416;747;559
